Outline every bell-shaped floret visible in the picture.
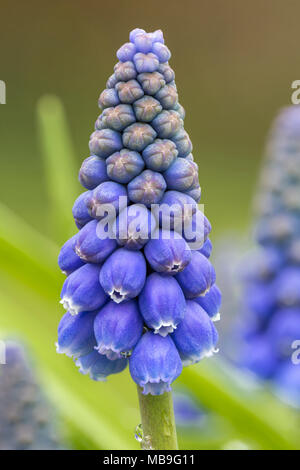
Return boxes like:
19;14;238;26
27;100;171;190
129;332;182;395
75;219;117;263
75;350;127;381
172;300;218;366
94;300;143;360
155;84;177;110
58;234;84;275
114;204;156;250
117;42;137;62
144;229;191;274
175;251;215;298
57;310;97;358
139;273;186;336
194;285;222;321
60;264;108;315
100;248;146;303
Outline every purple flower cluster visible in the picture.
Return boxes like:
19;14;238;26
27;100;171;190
240;106;300;406
57;29;221;395
0;342;62;450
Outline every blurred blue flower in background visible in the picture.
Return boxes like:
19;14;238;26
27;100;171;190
238;106;300;407
0;341;64;450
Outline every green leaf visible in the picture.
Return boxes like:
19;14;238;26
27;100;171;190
179;358;300;449
36;95;79;243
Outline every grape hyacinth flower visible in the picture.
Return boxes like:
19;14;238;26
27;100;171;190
239;106;300;408
0;342;64;450
57;28;221;450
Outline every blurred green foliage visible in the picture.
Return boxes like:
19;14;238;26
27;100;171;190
0;96;299;450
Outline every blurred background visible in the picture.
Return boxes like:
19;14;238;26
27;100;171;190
0;0;300;450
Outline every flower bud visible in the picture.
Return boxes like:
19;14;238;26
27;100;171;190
133;96;162;122
117;42;136;62
172;128;193;157
142;139;178;172
116;79;144;104
172;301;219;365
137;72;165;95
94;300;143;359
129;332;182;395
122;123;157;151
60;264;108;315
158;63;175;83
114;61;137;81
127;169;166;206
152;42;171;63
106;149;144;184
100;248;146;302
98;88;120;109
100;104;136;131
155;84;178;110
79;155;108;190
139;273;186;336
152;110;182;138
87;181;127;219
163;158;198;192
89;129;122;159
58;234;84;275
134;52;159;73
72;191;93;229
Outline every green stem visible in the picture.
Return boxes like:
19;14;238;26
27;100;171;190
137;386;178;450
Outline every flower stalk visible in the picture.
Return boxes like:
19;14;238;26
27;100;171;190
137;387;178;450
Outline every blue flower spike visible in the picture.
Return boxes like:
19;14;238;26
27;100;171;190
239;106;300;407
57;28;220;404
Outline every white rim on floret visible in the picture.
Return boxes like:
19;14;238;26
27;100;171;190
59;297;81;316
